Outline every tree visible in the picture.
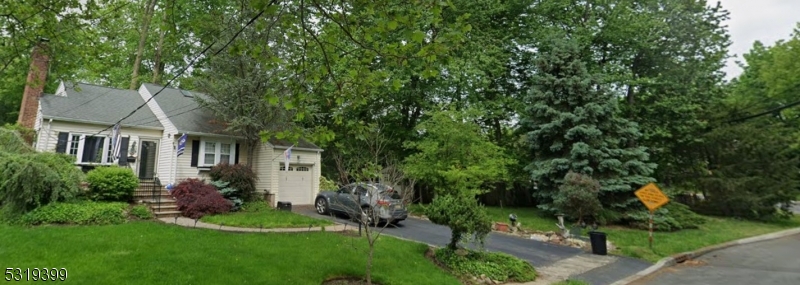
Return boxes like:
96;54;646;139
404;108;510;248
524;0;731;189
191;5;297;170
522;37;656;216
552;172;602;224
322;128;416;285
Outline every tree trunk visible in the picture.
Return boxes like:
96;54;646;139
130;0;158;90
245;139;258;170
449;231;461;250
366;240;374;285
152;6;168;85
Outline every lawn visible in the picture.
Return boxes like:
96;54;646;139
409;204;559;232
199;208;333;229
0;222;460;285
411;203;800;263
604;215;800;262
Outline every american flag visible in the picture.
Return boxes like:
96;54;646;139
283;146;293;172
110;123;122;162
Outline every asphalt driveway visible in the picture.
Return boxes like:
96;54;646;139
294;206;652;284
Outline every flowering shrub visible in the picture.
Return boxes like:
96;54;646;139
171;179;232;219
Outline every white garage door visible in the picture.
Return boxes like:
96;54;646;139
278;165;313;205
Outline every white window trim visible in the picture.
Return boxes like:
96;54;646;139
198;139;236;166
65;133;114;165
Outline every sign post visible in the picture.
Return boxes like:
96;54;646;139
634;183;670;249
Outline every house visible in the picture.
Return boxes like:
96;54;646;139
16;40;323;207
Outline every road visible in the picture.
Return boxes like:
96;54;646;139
630;234;800;285
294;206;651;284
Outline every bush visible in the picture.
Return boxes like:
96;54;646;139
171;179;232;219
435;248;537;282
425;193;492;249
210;180;242;211
0;126;34;153
130;204;153;220
209;163;257;201
86;166;139;201
0;152;84;217
625;202;707;232
320;176;338;191
553;172;603;224
18;201;128;225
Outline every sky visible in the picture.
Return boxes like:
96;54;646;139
711;0;800;80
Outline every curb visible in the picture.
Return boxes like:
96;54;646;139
610;226;800;285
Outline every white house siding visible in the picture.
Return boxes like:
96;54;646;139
35;120;163;153
33;120;164;176
171;135;250;184
251;143;274;196
270;147;322;205
137;85;179;182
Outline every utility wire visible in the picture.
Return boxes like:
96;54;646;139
724;98;800;124
60;6;271;143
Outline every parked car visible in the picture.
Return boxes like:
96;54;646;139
314;182;408;225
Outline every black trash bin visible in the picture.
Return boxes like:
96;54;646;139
277;201;292;212
589;231;607;255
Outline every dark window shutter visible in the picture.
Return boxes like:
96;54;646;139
118;137;130;166
190;140;199;167
235;143;240;164
55;132;69;153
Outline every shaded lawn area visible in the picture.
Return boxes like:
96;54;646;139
409;204;559;232
200;208;333;229
411;203;800;263
0;222;460;285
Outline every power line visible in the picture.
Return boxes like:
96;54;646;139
73;6;271;140
56;5;273;143
724;98;800;124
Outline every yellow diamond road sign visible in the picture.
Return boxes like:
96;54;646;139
635;183;670;212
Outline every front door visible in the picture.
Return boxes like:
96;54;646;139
138;141;158;179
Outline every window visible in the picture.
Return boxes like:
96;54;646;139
199;140;236;166
220;143;231;162
296;166;309;171
64;134;114;164
68;134;80;156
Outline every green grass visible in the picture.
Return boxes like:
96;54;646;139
605;215;800;262
483;206;560;232
409;204;559;232
200;208;333;229
0;222;460;285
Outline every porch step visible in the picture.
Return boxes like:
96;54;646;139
150;204;177;210
153;210;182;218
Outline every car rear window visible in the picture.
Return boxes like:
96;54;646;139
378;185;402;199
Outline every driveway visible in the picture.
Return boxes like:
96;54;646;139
294;206;651;284
630;234;800;285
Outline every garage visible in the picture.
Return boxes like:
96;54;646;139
278;165;313;205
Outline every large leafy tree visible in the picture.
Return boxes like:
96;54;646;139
404;108;509;248
524;0;731;188
522;37;656;215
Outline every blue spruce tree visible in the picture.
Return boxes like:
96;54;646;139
522;38;657;217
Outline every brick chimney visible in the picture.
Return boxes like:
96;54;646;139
17;38;51;129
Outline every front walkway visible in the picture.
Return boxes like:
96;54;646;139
158;217;349;233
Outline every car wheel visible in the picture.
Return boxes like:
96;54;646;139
315;198;329;215
390;219;402;225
